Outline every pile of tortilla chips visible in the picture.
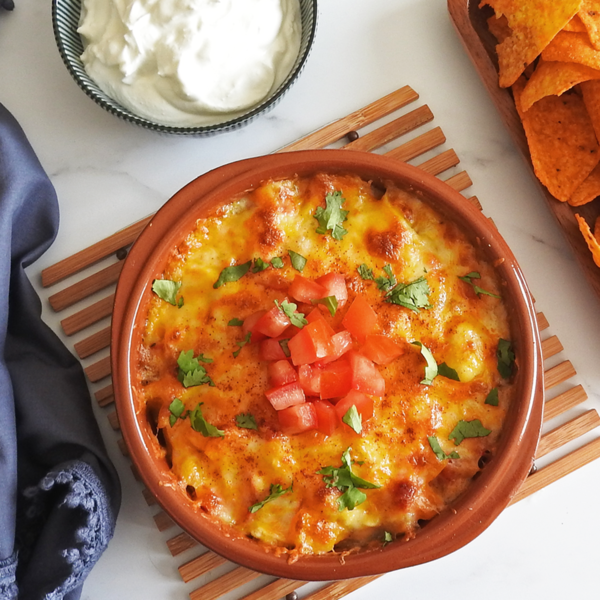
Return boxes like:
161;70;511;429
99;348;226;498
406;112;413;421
482;0;600;267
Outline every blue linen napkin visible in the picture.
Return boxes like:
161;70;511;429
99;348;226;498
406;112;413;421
0;104;121;599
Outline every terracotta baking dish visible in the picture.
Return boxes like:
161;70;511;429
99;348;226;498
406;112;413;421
112;149;544;580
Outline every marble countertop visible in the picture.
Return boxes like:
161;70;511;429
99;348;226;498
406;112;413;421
2;1;600;599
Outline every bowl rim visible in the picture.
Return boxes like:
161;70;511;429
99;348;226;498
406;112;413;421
51;0;319;135
112;149;544;580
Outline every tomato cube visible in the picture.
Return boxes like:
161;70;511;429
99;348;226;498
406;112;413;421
316;330;353;366
254;305;290;338
360;334;404;365
288;275;328;303
278;402;318;435
313;399;338;436
342;295;378;342
268;360;298;387
348;351;386;396
288;320;334;365
298;364;321;396
316;273;348;306
259;338;289;361
320;357;352;400
265;381;305;411
243;310;267;342
335;390;374;427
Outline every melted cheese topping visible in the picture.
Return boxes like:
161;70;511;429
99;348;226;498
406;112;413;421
136;173;515;559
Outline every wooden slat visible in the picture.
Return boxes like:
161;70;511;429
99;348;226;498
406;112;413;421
444;170;472;192
94;383;114;407
141;487;158;506
417;148;460;176
302;576;382;600
167;532;199;556
511;436;600;504
466;195;482;210
541;335;563;360
344;105;434;153
384;127;446;162
277;86;419;152
74;326;111;359
61;294;114;336
49;261;123;312
41;215;153;287
544;360;576;390
85;356;111;382
239;579;304;600
107;411;119;431
536;410;600;459
544;384;588;422
537;312;549;331
179;552;228;584
154;510;175;532
116;438;129;457
189;566;261;600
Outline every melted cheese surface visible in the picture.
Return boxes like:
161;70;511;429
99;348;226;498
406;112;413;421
136;173;515;559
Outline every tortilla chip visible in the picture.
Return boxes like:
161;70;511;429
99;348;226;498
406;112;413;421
487;14;511;43
579;0;600;50
542;31;600;69
513;77;599;201
481;0;582;87
520;58;600;111
569;162;600;204
575;213;600;266
581;79;600;141
564;14;587;32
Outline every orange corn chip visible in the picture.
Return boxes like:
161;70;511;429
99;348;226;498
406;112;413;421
520;58;600;111
579;0;600;50
564;14;587;32
542;31;600;69
481;0;582;88
581;79;600;141
575;213;600;266
487;14;511;43
513;77;599;201
569;163;600;205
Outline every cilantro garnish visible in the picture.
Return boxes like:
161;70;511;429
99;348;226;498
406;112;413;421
357;263;374;280
386;276;431;313
428;436;460;460
412;341;438;385
152;279;183;307
311;295;338;317
189;403;224;437
342;405;362;434
270;256;284;269
497;339;515;379
228;318;244;326
249;482;292;513
252;257;270;273
317;447;380;512
375;264;397;292
168;398;187;427
236;413;257;430
437;362;460;381
213;260;252;289
459;272;501;299
448;419;491;446
485;388;499;406
275;299;307;328
233;332;252;358
383;531;393;547
288;250;307;272
314;190;349;240
177;350;215;388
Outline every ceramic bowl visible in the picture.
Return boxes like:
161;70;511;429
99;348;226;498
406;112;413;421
51;0;317;135
112;149;544;579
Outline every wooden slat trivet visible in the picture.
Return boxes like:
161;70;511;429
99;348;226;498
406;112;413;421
38;86;600;600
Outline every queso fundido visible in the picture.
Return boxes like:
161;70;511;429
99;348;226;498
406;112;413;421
134;171;518;560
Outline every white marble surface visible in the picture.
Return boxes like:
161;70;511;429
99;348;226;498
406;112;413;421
2;1;600;599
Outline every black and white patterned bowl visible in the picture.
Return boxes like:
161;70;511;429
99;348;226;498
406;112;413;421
51;0;318;135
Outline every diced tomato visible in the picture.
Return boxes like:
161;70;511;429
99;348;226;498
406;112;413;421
313;399;338;436
316;330;353;366
254;305;290;338
360;334;404;365
320;356;352;400
342;295;378;342
288;275;328;303
335;390;374;427
268;360;298;387
298;363;321;396
243;310;267;342
265;381;305;411
259;338;289;361
305;308;336;335
288;319;334;365
347;351;386;396
316;273;348;306
278;402;317;435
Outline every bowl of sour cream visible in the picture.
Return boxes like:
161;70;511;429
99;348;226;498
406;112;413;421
52;0;317;134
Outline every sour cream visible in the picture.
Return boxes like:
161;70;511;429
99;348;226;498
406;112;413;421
78;0;302;127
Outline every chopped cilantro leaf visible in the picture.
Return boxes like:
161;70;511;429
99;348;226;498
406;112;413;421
152;279;183;306
485;388;499;406
189;403;224;437
383;531;393;547
497;338;515;379
213;260;252;288
314;190;349;240
437;362;460;381
375;264;397;292
275;299;307;328
288;250;307;272
168;398;186;427
252;257;270;273
233;331;252;358
459;271;501;299
270;256;284;269
236;413;257;430
228;318;244;326
448;419;491;446
428;436;460;460
177;350;214;388
412;341;438;385
386;276;431;313
342;405;362;434
311;295;338;317
357;263;374;280
249;482;292;513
